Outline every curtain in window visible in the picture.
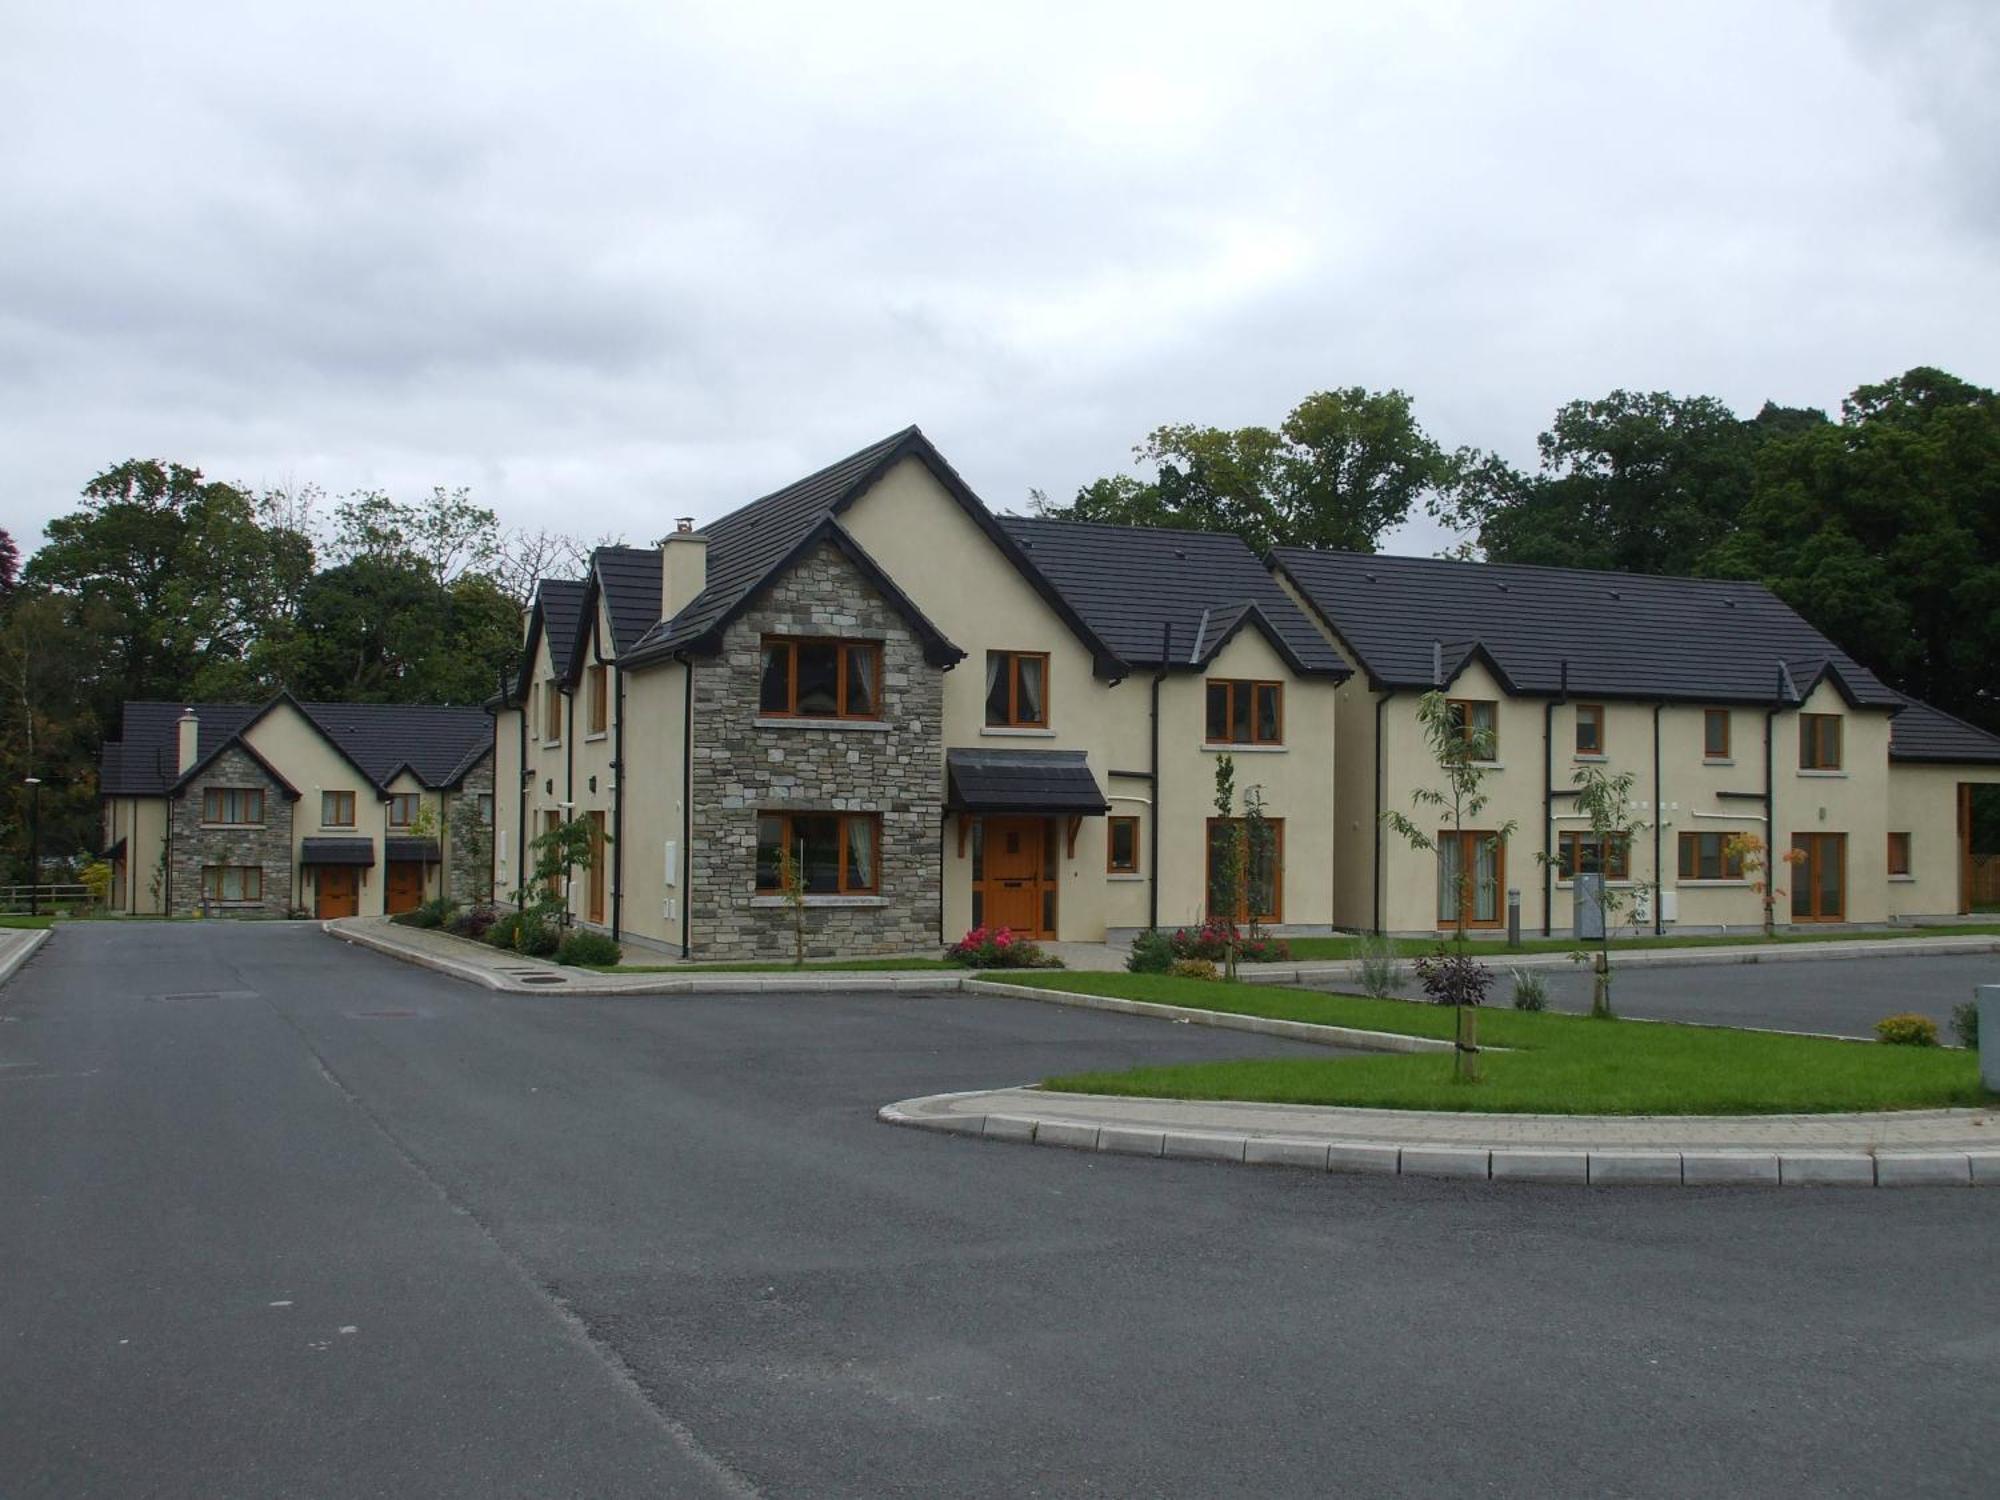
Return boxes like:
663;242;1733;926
846;818;875;891
1017;656;1044;724
985;652;1004;724
844;646;876;717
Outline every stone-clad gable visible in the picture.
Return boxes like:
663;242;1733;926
169;744;296;917
687;540;944;959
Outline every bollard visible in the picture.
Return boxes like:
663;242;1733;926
1506;887;1521;950
1979;985;2000;1093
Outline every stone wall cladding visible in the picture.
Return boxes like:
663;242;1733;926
446;751;496;905
688;541;945;960
168;746;296;917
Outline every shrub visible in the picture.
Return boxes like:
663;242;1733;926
1875;1013;1939;1047
557;930;623;966
1126;928;1174;974
392;897;457;930
946;926;1063;969
1356;934;1404;1000
514;912;560;958
449;905;498;942
1238;934;1293;964
1510;967;1548;1012
1951;1000;1979;1051
1165;920;1290;964
1169;957;1218;981
485;911;522;949
1412;944;1493;1007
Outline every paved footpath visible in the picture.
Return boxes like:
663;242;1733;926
885;1086;2000;1188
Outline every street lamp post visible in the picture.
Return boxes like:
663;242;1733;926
23;776;42;918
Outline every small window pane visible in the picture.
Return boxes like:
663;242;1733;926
797;814;841;893
1231;685;1252;745
796;644;840;716
1255;685;1281;744
755;814;784;890
1016;656;1045;725
845;817;877;891
844;645;877;717
986;653;1010;726
1704;710;1729;758
759;644;792;713
1109;819;1137;872
1206;683;1229;741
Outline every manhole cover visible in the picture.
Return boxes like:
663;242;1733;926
348;1009;420;1019
146;989;258;1004
514;975;565;986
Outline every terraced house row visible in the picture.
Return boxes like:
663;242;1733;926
495;428;2000;957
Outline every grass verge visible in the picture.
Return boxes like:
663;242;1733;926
590;957;962;974
0;915;56;930
1016;973;1991;1115
1281;925;2000;962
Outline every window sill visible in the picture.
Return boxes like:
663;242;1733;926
1702;757;1735;767
1106;872;1146;883
1888;874;1917;883
199;823;267;831
585;731;609;743
1572;754;1608;763
1202;743;1286;754
541;741;562;751
748;894;888;909
1556;879;1635;889
980;726;1056;738
1797;769;1847;778
1472;761;1504;770
1677;879;1750;888
755;716;892;733
320;827;359;833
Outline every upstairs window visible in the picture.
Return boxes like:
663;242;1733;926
387;794;421;828
587;664;609;735
1887;831;1911;876
202;787;264;826
755;811;880;894
1574;704;1605;756
322;791;357;828
1206;680;1283;746
759;638;881;719
544;678;563;743
477;793;494;826
1448;698;1500;759
1703;709;1731;760
985;651;1049;728
1558;830;1630;880
1799;714;1842;770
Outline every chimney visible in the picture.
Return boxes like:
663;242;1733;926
661;517;708;621
176;707;200;774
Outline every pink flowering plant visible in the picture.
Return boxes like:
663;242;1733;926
946;926;1063;969
1166;920;1291;965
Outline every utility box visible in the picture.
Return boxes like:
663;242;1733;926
1573;874;1606;941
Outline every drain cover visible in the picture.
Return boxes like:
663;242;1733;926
348;1009;419;1019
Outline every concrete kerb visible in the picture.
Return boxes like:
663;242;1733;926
878;1090;2000;1191
0;927;52;990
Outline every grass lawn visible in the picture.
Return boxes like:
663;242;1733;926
1280;924;2000;962
0;914;56;930
588;957;962;974
1016;973;1991;1116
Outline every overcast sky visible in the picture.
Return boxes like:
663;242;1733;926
3;0;1995;564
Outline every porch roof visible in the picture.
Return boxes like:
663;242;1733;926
302;837;376;867
945;749;1109;815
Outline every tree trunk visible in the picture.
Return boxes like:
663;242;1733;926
1590;947;1613;1019
1455;1004;1481;1083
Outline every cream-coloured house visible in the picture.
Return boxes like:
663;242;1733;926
99;694;494;918
494;428;1350;958
1271;548;2000;937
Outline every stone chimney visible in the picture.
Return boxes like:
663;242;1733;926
661;517;708;621
176;707;200;774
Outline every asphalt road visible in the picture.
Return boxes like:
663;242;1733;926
4;923;1996;1498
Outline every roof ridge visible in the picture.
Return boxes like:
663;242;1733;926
702;426;919;534
1274;545;1777;593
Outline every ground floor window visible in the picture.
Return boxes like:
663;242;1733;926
1678;831;1745;881
1887;831;1911;876
1558;830;1630;880
756;811;880;895
1436;830;1503;928
1107;815;1140;874
1206;817;1283;924
202;865;263;903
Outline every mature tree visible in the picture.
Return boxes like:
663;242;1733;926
0;527;18;597
0;592;119;866
275;558;518;704
1437;390;1765;576
1039;387;1454;553
328;486;502;583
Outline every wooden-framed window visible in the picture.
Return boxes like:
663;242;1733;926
201;787;264;826
322;791;357;828
1436;829;1504;928
1205;817;1283;923
387;793;421;828
1205;680;1284;746
1447;698;1500;759
1558;830;1630;880
1574;703;1605;756
759;638;882;720
1703;709;1731;760
1107;816;1141;874
755;811;881;895
477;793;494;826
587;663;609;735
201;865;263;903
1887;831;1912;877
544;678;563;743
1677;832;1745;881
1799;713;1842;770
985;650;1050;728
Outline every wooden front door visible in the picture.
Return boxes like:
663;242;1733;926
981;817;1053;938
316;866;360;919
586;811;606;925
385;861;426;915
1791;833;1846;922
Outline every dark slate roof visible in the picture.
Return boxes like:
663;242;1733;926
624;427;1112;669
945;748;1109;814
537;578;587;672
302;837;376;867
594;546;663;656
1888;696;2000;764
99;697;492;797
385;836;443;863
998;517;1349;678
1271;549;1903;707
